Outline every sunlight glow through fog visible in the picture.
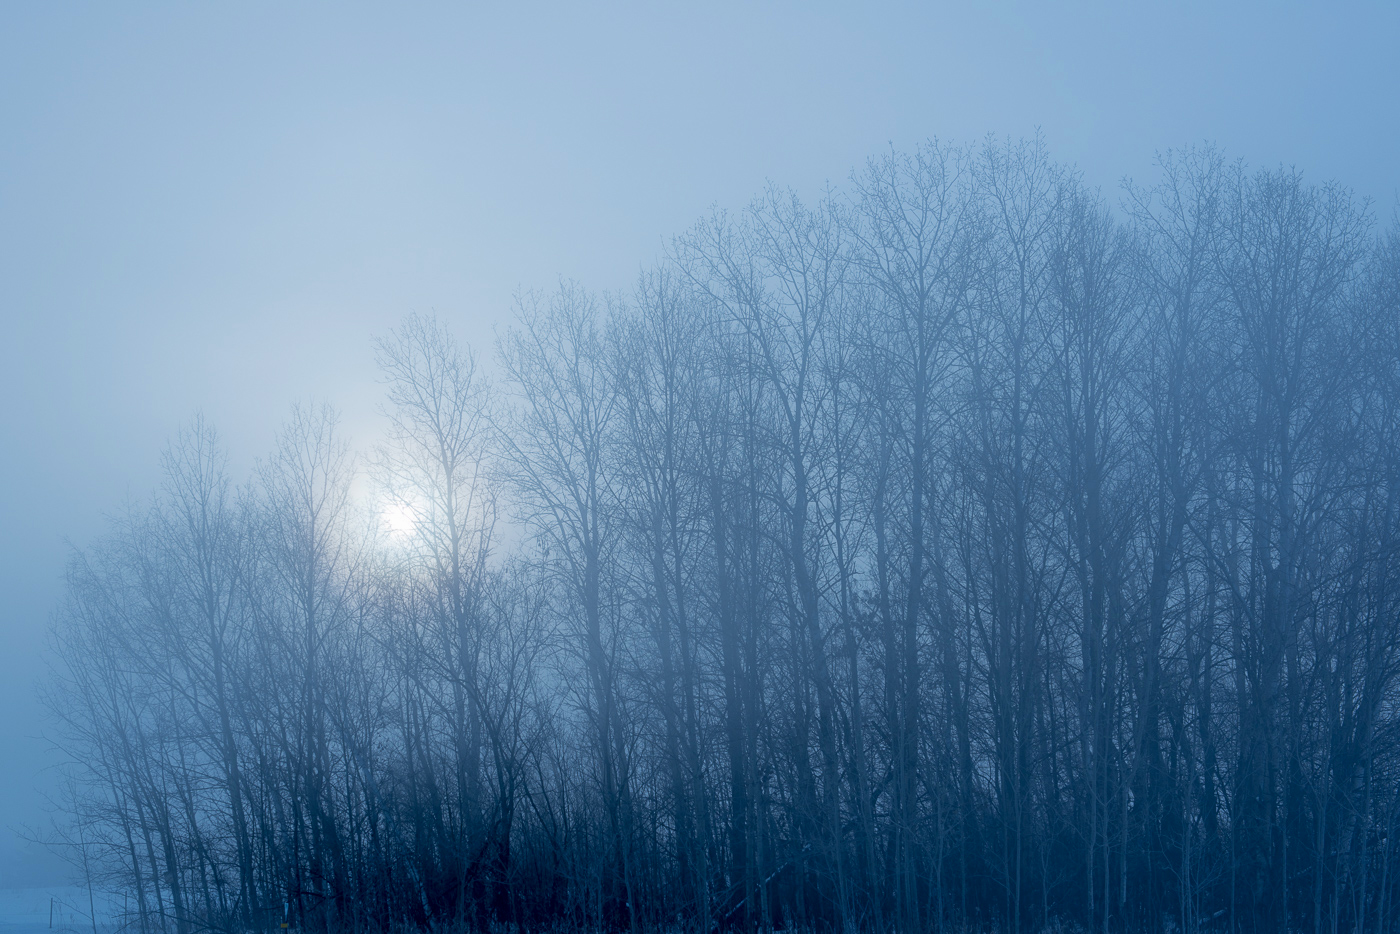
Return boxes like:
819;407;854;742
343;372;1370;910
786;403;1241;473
380;500;418;538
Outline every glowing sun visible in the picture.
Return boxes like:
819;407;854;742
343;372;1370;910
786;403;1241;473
382;501;418;538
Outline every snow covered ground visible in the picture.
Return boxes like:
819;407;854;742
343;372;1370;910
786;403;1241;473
0;886;123;934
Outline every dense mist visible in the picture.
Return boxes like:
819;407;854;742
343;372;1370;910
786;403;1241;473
42;138;1400;934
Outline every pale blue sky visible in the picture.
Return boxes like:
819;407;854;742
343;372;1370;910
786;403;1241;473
1;0;1396;887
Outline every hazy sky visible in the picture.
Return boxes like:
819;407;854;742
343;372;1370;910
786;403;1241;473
1;0;1396;887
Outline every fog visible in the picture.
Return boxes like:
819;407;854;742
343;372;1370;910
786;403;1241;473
2;3;1398;930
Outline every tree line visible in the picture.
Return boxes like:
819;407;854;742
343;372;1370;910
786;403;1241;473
46;138;1400;934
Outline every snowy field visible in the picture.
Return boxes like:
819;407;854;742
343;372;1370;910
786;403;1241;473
0;887;123;934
